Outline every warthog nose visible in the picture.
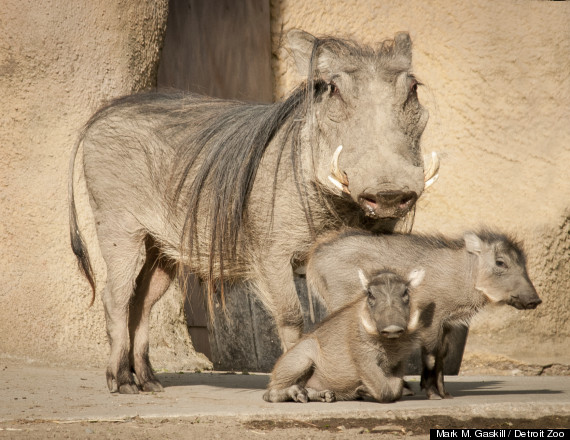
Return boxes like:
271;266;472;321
381;325;405;338
358;191;418;219
375;191;417;210
525;298;542;310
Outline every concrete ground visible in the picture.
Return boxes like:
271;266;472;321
1;358;569;439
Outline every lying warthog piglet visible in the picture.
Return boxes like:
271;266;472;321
306;228;542;399
264;269;424;403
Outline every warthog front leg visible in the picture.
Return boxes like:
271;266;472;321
252;253;304;351
420;348;449;399
358;365;404;403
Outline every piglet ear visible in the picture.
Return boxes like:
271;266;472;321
394;32;412;61
408;268;425;288
464;232;482;255
358;269;369;290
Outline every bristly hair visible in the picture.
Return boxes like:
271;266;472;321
169;34;412;319
170;79;328;316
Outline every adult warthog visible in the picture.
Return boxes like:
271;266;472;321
69;30;438;394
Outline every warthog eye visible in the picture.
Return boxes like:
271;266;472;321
367;290;375;305
329;81;340;97
495;259;508;269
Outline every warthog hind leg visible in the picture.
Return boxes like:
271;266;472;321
99;219;146;394
129;236;174;392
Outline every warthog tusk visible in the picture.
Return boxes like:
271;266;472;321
328;175;346;191
329;145;350;194
423;151;440;189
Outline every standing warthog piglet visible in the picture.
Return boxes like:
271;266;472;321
306;228;541;399
264;269;424;403
69;29;438;394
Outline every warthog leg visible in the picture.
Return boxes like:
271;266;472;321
306;388;336;403
420;348;450;399
128;237;174;392
98;216;146;394
263;384;309;403
264;338;317;403
358;370;405;403
252;253;304;351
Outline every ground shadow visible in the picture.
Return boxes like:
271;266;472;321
403;379;562;400
156;371;269;390
156;373;563;398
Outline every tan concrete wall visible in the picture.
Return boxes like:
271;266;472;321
0;0;208;370
271;0;570;366
1;0;568;374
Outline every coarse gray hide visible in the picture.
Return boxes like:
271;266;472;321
264;270;423;403
68;30;433;394
306;228;541;399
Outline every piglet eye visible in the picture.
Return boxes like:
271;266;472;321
329;81;340;96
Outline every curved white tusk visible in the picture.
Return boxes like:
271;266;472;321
330;145;349;186
328;175;351;194
424;173;439;189
423;151;440;189
331;145;343;174
328;175;344;191
423;151;440;181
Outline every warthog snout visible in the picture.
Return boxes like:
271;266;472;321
381;324;405;339
358;190;418;219
509;293;542;310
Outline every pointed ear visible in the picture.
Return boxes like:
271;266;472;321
408;268;425;288
287;29;317;76
358;269;369;291
464;233;482;255
394;32;412;61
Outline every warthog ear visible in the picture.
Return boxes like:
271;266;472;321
394;32;412;61
287;29;317;76
358;269;369;291
408;268;425;288
464;232;482;255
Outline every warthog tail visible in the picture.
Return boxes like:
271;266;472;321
68;131;96;306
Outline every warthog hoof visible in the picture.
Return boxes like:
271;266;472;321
263;384;309;403
307;388;336;403
107;369;139;394
141;380;164;393
118;383;140;394
402;381;415;396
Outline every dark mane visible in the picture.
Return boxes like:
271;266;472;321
162;33;412;310
168;80;327;303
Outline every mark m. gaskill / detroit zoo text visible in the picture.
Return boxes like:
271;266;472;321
432;429;567;439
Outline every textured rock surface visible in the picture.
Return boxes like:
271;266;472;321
0;0;208;371
1;1;568;372
270;0;570;365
